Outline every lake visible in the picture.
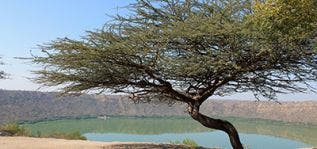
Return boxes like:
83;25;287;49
22;116;317;149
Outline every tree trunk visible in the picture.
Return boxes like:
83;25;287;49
188;103;243;149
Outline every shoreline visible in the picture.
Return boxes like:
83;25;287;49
0;136;201;149
1;136;315;149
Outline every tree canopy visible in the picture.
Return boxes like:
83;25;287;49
32;0;317;148
33;0;317;101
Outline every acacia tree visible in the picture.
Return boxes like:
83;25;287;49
32;0;317;148
0;57;6;79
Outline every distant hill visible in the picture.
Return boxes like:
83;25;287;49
0;90;316;124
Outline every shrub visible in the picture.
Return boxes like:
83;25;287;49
170;138;198;147
0;123;86;140
0;123;29;136
42;131;87;140
182;138;198;147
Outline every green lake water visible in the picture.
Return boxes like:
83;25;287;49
22;117;317;149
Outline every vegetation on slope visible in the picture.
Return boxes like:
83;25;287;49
1;90;317;125
0;123;86;140
0;123;29;136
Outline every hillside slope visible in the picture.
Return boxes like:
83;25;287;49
0;90;316;124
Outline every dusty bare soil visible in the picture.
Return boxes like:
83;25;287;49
0;136;202;149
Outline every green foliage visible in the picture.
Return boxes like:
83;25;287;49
40;131;87;140
170;138;198;147
32;0;317;102
251;0;317;40
0;123;86;140
170;140;181;144
182;138;199;147
0;123;29;136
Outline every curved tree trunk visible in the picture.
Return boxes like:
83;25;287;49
188;103;243;149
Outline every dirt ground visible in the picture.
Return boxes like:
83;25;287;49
0;136;198;149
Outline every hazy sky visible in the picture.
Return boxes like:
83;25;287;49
0;0;316;101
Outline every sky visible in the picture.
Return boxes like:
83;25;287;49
0;0;132;90
0;0;316;101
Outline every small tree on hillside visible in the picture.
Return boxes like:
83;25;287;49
0;57;6;79
32;0;317;148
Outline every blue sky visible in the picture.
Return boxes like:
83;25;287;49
0;0;132;90
0;0;316;101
